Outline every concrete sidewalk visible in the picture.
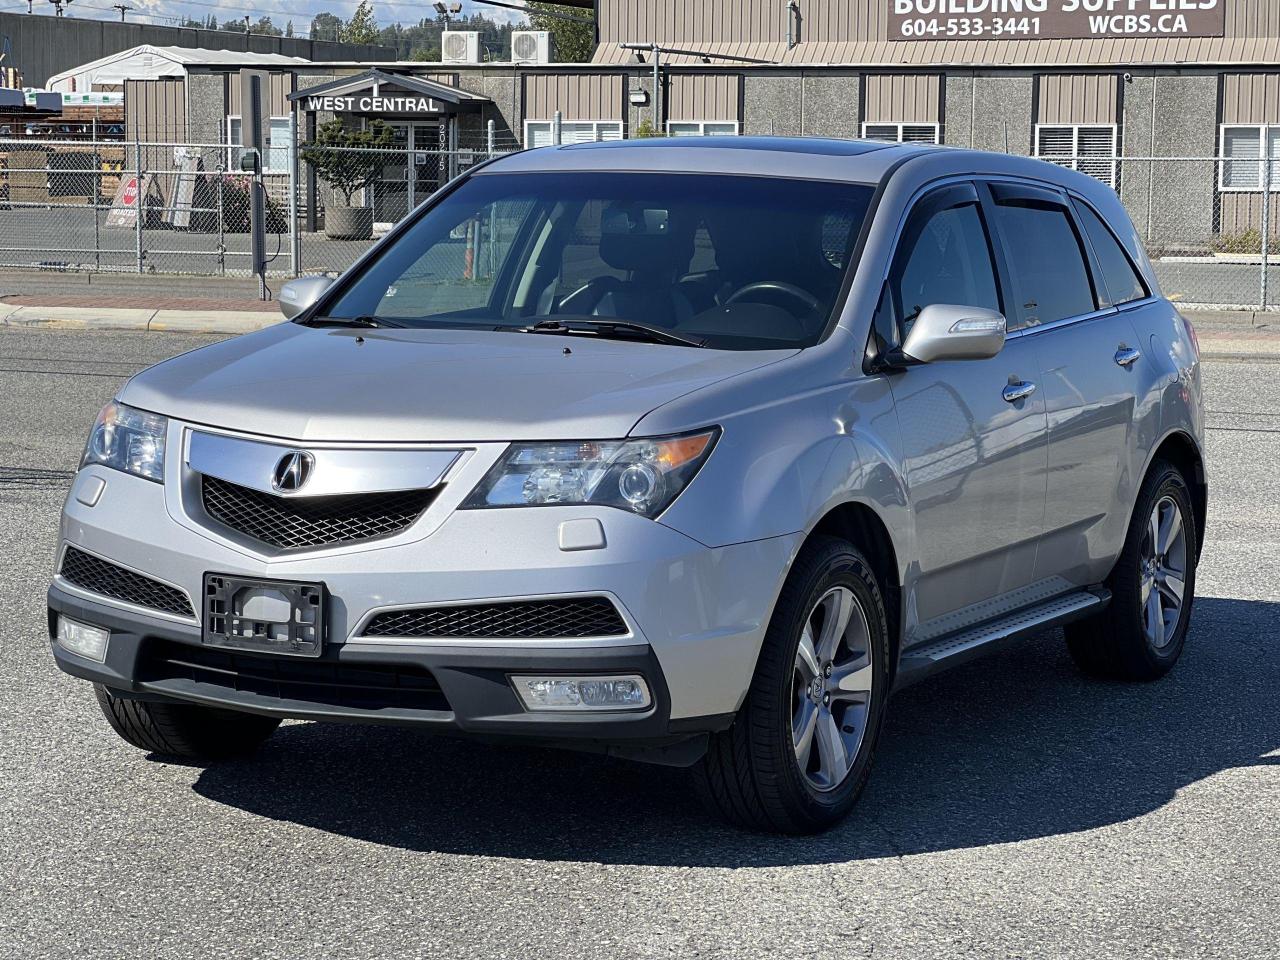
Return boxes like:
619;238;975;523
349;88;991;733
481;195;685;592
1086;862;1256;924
3;294;1279;357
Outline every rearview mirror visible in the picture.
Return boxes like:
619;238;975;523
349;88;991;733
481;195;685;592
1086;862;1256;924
896;304;1006;364
278;275;334;320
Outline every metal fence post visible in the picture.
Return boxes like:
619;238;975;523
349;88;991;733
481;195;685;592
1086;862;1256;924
487;119;495;158
133;137;144;274
1262;144;1272;311
288;112;300;277
552;110;562;146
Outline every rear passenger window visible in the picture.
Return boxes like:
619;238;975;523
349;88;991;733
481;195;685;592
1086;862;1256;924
992;199;1095;328
1073;200;1148;306
890;201;1000;339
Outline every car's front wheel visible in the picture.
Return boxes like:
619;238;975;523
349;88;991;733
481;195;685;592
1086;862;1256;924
1065;460;1198;680
94;684;281;762
694;536;891;834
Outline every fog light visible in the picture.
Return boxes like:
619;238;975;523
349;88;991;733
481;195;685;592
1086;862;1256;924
56;616;109;662
511;675;651;712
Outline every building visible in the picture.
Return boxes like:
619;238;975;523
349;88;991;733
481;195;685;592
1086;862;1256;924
41;1;1280;249
0;10;392;88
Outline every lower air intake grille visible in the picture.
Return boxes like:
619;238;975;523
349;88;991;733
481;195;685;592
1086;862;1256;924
139;640;450;714
59;546;195;618
362;597;629;640
201;475;436;551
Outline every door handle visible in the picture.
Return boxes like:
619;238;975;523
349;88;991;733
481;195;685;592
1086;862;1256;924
1002;380;1037;403
1114;345;1142;368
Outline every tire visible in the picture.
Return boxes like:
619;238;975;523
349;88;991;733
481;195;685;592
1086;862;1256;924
693;536;892;834
1065;460;1198;681
93;684;281;762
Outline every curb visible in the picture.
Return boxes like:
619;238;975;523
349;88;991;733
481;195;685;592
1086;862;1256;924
1;303;279;336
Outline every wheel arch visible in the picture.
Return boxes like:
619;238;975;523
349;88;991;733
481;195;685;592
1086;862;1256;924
806;501;904;678
1145;429;1207;561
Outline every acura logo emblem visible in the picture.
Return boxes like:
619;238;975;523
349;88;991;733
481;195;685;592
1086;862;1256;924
272;450;314;493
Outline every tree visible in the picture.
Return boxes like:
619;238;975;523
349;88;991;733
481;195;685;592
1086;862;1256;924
300;119;396;207
526;2;596;63
310;12;344;42
342;0;380;45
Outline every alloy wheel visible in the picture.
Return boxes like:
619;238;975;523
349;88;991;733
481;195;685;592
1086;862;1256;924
1140;495;1188;649
791;585;875;793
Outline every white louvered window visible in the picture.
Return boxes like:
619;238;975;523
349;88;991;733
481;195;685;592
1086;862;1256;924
1034;124;1118;188
861;122;940;144
1219;125;1280;191
524;120;624;148
667;121;739;137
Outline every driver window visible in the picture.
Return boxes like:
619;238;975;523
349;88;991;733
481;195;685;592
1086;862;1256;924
889;199;1000;340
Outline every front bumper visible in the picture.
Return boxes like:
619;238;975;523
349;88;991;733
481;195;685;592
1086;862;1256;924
52;462;801;747
49;584;726;764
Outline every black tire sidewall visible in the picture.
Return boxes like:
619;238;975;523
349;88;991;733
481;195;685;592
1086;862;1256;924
1117;466;1198;672
756;538;892;826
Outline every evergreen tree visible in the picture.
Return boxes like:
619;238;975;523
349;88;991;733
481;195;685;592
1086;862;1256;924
342;0;380;45
526;2;595;62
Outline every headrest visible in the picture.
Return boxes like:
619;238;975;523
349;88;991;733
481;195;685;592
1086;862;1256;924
599;202;693;275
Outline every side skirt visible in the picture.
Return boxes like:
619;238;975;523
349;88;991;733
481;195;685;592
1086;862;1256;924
894;588;1111;690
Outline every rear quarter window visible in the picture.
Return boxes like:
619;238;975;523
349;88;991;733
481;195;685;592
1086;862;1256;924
1072;200;1149;307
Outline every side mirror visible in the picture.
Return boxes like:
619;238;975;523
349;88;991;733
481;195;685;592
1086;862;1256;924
896;304;1006;364
278;275;333;320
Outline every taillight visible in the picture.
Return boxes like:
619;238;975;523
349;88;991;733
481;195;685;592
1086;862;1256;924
1179;312;1201;358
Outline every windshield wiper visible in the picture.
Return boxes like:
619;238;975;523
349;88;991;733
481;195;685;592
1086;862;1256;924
299;315;400;329
520;318;706;348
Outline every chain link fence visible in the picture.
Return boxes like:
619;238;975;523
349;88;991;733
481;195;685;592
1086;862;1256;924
3;131;1278;312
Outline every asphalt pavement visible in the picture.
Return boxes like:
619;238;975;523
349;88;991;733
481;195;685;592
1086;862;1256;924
1;327;1277;960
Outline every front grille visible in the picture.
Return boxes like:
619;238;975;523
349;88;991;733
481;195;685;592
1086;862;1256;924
200;475;436;551
58;546;195;618
361;597;629;640
139;639;450;714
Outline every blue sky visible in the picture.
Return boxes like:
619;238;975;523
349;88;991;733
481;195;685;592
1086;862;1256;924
42;0;524;37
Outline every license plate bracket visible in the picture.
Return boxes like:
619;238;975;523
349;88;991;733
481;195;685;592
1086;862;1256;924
203;573;325;657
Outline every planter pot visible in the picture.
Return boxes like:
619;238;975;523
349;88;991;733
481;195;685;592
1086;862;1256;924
325;205;373;240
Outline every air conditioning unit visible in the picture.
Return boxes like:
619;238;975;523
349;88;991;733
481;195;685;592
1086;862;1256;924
441;30;481;64
511;30;553;65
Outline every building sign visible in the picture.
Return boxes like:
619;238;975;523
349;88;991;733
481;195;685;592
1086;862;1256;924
303;95;443;114
890;0;1225;41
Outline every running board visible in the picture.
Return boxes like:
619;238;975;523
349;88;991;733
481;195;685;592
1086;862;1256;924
895;588;1111;689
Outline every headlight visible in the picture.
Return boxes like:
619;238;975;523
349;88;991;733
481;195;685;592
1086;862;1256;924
463;428;719;519
81;401;168;483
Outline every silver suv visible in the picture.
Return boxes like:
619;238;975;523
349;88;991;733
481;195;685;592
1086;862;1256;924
48;138;1205;833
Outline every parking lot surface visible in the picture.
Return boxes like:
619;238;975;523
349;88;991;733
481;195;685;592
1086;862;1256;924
2;327;1277;960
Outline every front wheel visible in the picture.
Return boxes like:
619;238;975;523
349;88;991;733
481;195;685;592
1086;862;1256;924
694;536;891;834
94;684;281;762
1065;460;1198;680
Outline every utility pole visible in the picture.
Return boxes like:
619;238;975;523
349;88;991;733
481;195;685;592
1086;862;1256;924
112;3;131;21
48;0;74;18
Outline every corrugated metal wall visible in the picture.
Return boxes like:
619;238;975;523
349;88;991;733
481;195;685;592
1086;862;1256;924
1037;74;1119;125
863;74;941;123
666;74;741;121
226;72;294;119
124;77;186;142
598;0;888;45
523;73;624;120
1222;73;1280;123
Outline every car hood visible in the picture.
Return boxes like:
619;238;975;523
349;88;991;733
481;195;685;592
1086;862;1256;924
119;323;797;442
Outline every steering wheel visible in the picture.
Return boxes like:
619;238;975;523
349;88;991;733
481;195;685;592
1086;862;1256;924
724;281;822;317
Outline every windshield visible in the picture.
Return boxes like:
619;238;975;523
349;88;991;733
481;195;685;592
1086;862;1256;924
323;171;875;350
